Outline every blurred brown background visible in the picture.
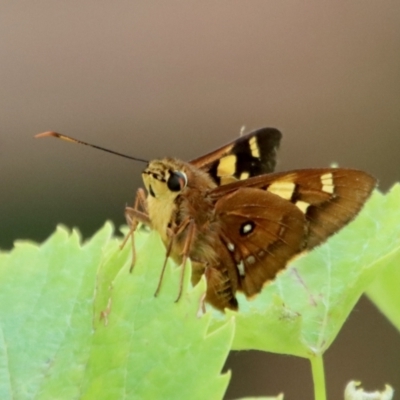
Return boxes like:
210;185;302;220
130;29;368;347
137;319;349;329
1;1;399;398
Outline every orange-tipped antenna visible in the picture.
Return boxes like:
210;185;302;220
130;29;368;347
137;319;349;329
35;131;149;163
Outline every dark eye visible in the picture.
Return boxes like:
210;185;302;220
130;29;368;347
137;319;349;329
167;171;187;192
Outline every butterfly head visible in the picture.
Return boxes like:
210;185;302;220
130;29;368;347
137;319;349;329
142;159;188;200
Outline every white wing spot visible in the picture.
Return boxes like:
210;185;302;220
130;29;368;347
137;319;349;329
227;242;235;252
246;255;256;264
237;261;245;276
241;223;254;235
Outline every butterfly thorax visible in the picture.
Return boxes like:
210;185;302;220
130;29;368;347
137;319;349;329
142;158;218;245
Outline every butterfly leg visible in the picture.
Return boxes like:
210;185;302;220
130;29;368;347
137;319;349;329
176;219;196;303
153;217;196;303
154;236;174;297
121;188;151;272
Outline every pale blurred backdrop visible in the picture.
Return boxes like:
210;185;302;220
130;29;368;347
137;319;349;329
1;2;400;398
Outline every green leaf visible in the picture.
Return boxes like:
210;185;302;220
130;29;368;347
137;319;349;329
366;187;400;332
367;256;400;332
213;186;400;358
0;224;234;400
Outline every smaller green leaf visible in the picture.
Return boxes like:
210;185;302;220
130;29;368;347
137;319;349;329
367;256;400;331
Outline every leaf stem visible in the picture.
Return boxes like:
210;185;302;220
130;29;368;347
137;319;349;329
310;355;326;400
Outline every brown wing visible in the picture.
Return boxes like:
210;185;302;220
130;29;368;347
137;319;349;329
215;187;307;296
190;127;282;185
212;169;376;296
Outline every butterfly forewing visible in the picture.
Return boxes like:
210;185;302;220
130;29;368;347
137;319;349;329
290;169;377;249
212;168;376;298
190;127;282;185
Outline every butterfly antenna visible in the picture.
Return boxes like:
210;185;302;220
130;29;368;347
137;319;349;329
35;131;149;163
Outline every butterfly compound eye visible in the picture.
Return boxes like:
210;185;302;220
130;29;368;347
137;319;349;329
167;171;187;192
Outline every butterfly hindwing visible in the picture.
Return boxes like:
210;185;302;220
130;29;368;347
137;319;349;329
190;127;282;185
215;187;307;296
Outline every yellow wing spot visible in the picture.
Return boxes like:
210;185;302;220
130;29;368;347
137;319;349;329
240;171;249;180
249;136;260;158
321;172;334;194
217;154;237;177
295;200;310;213
268;181;296;200
220;176;238;185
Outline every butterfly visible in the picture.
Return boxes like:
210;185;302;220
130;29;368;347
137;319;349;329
36;128;376;311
